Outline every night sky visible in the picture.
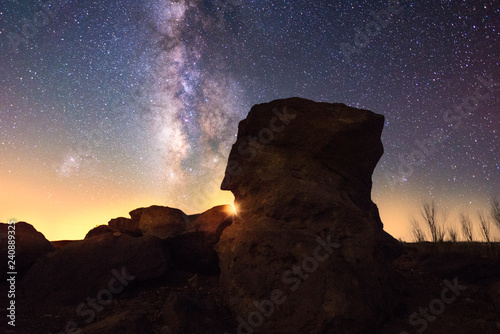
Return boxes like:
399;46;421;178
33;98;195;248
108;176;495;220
1;0;499;241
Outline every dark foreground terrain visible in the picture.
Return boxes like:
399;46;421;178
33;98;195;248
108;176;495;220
2;242;499;333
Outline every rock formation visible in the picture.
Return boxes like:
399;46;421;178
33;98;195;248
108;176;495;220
165;205;234;273
84;224;115;239
102;205;233;272
0;221;54;279
133;206;189;239
22;233;168;307
104;206;189;239
216;97;402;333
108;216;141;236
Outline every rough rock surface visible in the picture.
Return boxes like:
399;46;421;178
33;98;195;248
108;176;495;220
135;206;189;239
166;205;234;273
216;97;402;333
22;233;169;307
84;224;115;239
108;217;141;236
0;221;55;279
107;206;189;239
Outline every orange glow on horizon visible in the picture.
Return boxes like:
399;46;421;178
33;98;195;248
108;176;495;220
3;162;497;242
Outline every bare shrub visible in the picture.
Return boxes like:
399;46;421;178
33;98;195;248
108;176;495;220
478;210;491;243
420;201;445;242
447;225;458;242
460;213;474;242
491;197;500;233
410;217;426;242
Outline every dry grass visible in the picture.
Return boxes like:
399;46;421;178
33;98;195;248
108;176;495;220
407;198;500;244
459;213;474;242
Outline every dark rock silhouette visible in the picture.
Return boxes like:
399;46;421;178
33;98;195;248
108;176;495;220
108;216;141;236
0;221;54;279
216;97;402;333
22;233;169;307
104;206;188;239
166;205;234;273
132;206;189;239
104;205;233;273
84;224;115;239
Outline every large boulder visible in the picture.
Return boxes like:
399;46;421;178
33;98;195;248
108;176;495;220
0;221;55;279
166;205;234;273
107;206;189;239
22;233;169;307
84;224;115;239
135;206;189;239
216;98;402;333
108;217;142;237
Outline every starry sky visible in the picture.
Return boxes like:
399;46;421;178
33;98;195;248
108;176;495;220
1;0;499;241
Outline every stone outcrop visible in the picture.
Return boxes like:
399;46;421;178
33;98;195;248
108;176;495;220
105;206;189;239
84;224;115;239
216;97;402;333
0;221;55;279
166;205;234;273
100;205;234;273
108;217;141;236
134;206;189;239
22;233;169;307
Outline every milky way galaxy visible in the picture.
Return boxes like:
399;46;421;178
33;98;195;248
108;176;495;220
144;0;245;210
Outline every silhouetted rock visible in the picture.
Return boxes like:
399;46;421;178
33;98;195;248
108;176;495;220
216;98;402;333
0;221;54;279
108;217;141;236
22;233;169;307
84;224;115;239
166;205;234;273
131;206;189;239
103;206;190;239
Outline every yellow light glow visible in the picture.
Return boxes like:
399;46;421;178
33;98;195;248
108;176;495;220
227;202;238;216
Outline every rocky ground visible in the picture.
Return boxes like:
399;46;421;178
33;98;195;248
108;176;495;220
2;242;499;333
385;242;500;334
